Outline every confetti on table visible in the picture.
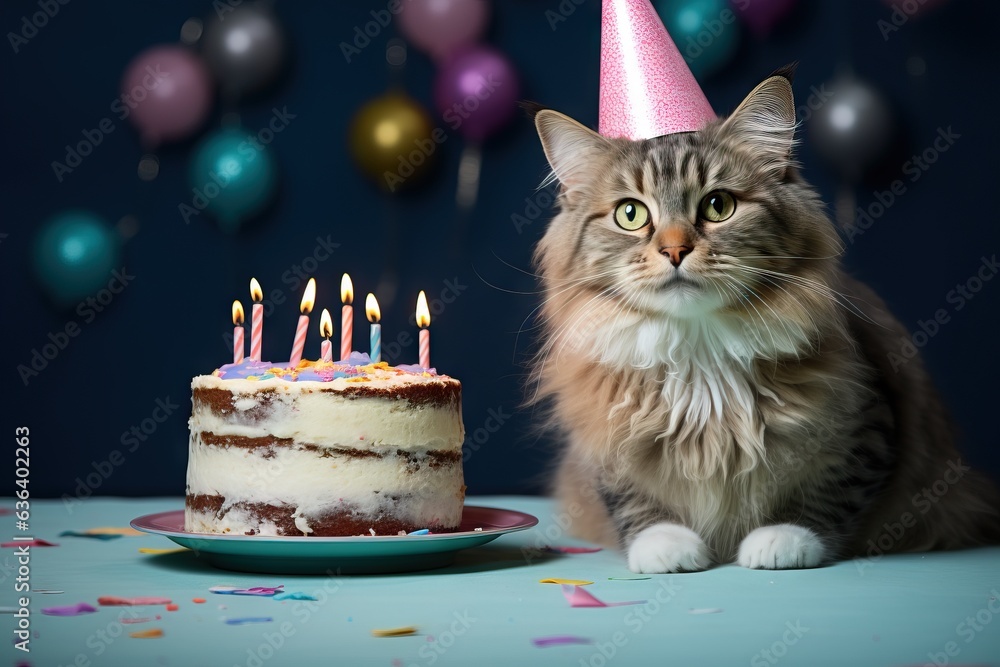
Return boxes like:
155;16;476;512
273;591;318;601
561;585;645;608
210;585;284;597
192;598;206;604
539;578;594;586
224;617;273;626
532;635;595;648
2;539;58;548
98;596;172;606
41;603;97;616
0;508;12;515
166;604;179;612
138;547;189;555
608;576;651;581
129;628;164;638
33;589;64;594
543;546;603;554
407;529;429;535
86;527;145;536
371;626;418;637
688;608;724;615
59;531;121;541
121;618;153;625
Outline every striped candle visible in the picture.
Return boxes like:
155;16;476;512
320;308;333;362
232;300;245;364
366;293;381;363
250;278;263;361
341;274;354;361
416;290;430;368
288;278;316;367
418;328;429;369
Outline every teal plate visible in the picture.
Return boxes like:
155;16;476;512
131;505;538;575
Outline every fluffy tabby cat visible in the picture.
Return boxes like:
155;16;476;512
529;67;1000;572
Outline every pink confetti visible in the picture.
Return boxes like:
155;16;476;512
0;508;13;515
543;546;603;554
2;539;58;548
98;596;172;606
41;603;97;616
210;585;283;597
533;635;595;647
561;585;645;608
121;618;153;625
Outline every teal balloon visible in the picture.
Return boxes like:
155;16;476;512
188;128;278;232
33;210;121;306
656;0;741;79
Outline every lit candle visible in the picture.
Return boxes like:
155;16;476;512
340;273;354;361
232;300;245;364
320;308;333;362
416;290;430;368
250;278;264;361
366;293;381;363
288;278;316;367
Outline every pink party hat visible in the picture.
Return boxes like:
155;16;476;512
599;0;716;139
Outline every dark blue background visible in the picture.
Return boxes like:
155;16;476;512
3;0;998;499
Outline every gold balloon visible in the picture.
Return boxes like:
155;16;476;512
349;92;436;192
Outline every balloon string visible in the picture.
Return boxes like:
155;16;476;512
835;185;855;236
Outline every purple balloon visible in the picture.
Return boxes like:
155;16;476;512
731;0;797;36
434;45;520;142
398;0;490;62
120;45;213;147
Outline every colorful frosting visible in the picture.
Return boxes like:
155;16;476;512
214;351;438;383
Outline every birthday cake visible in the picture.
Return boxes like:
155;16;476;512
185;355;465;536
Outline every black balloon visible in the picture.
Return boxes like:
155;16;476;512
808;77;894;182
201;4;288;98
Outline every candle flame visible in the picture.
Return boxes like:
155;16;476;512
320;308;333;339
300;278;316;314
250;277;263;303
366;293;381;323
341;273;354;305
415;290;430;328
232;300;245;326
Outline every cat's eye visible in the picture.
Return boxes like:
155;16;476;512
614;199;651;231
699;191;736;222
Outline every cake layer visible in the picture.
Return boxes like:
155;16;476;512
185;433;464;533
190;377;463;452
185;495;462;536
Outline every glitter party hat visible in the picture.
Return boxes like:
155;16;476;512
599;0;717;140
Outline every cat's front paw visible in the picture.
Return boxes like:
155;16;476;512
737;524;826;569
627;523;711;573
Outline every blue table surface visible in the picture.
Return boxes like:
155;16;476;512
3;496;999;667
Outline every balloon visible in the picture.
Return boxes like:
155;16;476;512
349;92;437;192
120;45;213;146
655;0;740;79
200;4;289;98
808;77;894;182
188;128;278;231
33;210;121;306
398;0;490;62
731;0;797;36
433;45;520;142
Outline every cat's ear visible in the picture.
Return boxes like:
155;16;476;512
534;110;610;191
721;68;797;167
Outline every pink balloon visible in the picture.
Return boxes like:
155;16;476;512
120;45;213;147
398;0;490;62
434;45;520;142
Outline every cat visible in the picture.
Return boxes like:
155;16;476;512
528;66;1000;572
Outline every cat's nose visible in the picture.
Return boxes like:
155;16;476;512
660;245;693;267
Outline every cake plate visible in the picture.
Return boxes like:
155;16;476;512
131;505;538;575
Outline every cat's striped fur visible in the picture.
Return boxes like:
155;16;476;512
529;68;1000;571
